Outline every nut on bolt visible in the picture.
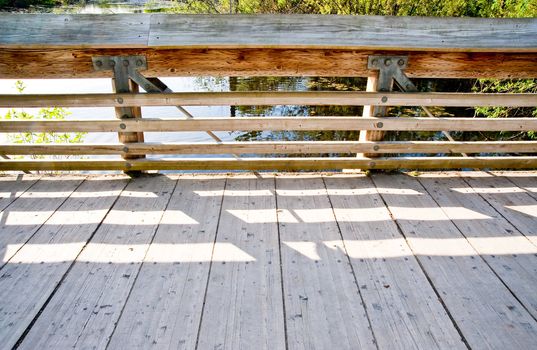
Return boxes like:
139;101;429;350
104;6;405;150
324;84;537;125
384;58;392;66
371;58;378;66
398;59;405;66
117;97;124;104
119;123;126;130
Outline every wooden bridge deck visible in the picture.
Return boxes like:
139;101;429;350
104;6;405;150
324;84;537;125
0;171;536;349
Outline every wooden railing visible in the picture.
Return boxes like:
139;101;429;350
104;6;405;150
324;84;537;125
0;14;536;172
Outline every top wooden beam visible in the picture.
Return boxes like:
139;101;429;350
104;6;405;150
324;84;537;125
1;14;536;52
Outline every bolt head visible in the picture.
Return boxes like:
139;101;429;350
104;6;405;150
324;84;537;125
117;97;124;104
119;123;126;130
136;59;144;66
376;122;384;128
371;58;378;66
95;60;103;67
381;96;388;103
373;145;380;151
384;58;392;66
123;146;129;152
398;59;405;66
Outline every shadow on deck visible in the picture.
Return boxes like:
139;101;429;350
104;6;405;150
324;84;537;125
0;171;536;350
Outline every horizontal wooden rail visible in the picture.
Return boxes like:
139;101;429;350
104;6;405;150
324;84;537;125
1;141;536;155
0;157;535;171
2;49;537;79
1;117;536;133
1;92;536;108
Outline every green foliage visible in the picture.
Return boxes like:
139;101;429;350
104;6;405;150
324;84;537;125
2;80;87;159
164;0;537;17
473;79;537;139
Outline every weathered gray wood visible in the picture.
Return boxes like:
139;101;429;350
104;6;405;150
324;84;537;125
0;176;84;266
0;156;536;172
276;175;376;350
0;176;128;350
17;175;175;350
197;175;285;350
462;172;537;248
1;14;534;51
419;173;537;320
0;14;150;49
500;171;537;200
149;15;537;52
324;175;466;349
2;92;536;108
372;173;537;349
0;175;39;211
107;176;225;350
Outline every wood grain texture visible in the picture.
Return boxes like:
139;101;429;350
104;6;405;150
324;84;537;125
2;141;535;156
197;175;285;350
0;176;128;350
17;175;175;350
372;173;537;349
0;157;536;171
108;176;225;350
1;117;537;133
149;15;537;52
2;48;536;79
323;175;465;349
0;176;84;266
419;174;537;319
0;175;39;211
1;14;534;52
0;14;150;49
276;176;376;349
2;92;536;108
462;172;537;248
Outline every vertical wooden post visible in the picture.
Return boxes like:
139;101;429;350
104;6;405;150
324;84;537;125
112;77;144;174
358;70;393;158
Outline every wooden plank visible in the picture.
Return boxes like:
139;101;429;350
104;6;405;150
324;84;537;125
2;140;536;156
0;175;39;211
1;14;535;52
497;171;537;200
323;175;465;349
276;175;375;349
197;175;285;349
461;172;537;247
372;174;537;349
149;15;537;52
0;176;128;350
1;117;537;133
0;156;536;172
16;175;176;350
418;173;537;320
107;175;225;349
2;48;536;79
2;92;536;108
0;176;84;266
0;14;150;49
